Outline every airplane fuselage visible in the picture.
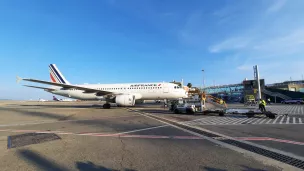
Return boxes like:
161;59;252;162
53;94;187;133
48;82;187;100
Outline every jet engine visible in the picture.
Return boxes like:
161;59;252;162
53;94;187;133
115;94;136;107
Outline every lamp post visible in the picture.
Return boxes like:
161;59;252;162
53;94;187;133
202;69;205;90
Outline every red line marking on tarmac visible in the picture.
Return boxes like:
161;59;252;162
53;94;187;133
269;138;304;145
119;135;170;139
174;136;205;139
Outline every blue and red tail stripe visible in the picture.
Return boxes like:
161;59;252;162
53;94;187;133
48;64;70;85
49;64;65;84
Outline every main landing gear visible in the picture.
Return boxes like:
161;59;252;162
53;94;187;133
103;103;111;109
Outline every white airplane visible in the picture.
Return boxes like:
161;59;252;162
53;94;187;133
18;64;188;108
38;98;48;102
53;96;75;102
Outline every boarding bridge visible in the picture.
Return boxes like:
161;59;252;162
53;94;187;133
202;83;244;95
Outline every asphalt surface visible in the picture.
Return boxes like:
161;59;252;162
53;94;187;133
199;124;304;158
0;101;298;171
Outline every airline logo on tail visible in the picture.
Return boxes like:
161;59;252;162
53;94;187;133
53;96;60;101
49;64;70;85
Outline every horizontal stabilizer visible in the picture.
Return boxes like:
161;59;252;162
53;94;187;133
16;76;22;83
20;77;114;96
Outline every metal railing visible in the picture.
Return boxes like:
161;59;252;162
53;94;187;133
261;89;292;100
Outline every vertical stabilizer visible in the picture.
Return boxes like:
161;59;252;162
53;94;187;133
49;64;70;85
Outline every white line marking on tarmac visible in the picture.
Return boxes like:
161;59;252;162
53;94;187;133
272;115;281;124
252;118;263;124
279;116;285;124
113;125;168;135
224;118;241;125
0;128;204;140
219;117;236;124
246;118;259;124
258;118;268;124
265;118;272;124
286;116;290;124
231;118;248;125
237;117;253;124
208;117;228;124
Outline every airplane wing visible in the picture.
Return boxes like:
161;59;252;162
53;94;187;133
18;76;115;96
23;85;56;91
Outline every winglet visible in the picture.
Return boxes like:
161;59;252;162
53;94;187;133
16;76;22;83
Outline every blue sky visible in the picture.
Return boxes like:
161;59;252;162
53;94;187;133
1;0;304;100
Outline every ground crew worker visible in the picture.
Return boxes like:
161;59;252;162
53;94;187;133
259;99;266;112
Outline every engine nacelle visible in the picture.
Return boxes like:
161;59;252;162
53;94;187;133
115;95;136;107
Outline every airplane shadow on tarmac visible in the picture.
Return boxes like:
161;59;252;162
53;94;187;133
76;161;136;171
18;149;136;171
19;104;104;109
0;107;71;120
0;107;156;131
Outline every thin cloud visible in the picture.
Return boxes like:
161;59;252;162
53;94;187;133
209;37;251;53
253;29;304;55
266;0;286;13
237;65;252;71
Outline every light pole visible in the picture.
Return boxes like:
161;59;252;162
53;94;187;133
202;69;205;91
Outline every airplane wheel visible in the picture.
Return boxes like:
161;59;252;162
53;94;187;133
186;109;194;114
265;111;275;119
268;114;275;119
103;103;111;109
246;113;254;118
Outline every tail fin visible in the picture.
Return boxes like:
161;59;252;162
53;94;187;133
49;64;70;85
53;96;60;101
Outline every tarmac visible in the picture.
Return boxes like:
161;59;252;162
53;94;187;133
0;100;303;171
